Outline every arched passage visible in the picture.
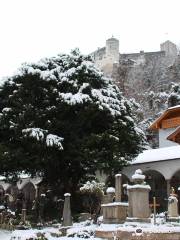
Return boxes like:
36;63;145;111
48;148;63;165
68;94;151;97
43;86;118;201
144;170;167;212
20;182;36;211
170;169;180;212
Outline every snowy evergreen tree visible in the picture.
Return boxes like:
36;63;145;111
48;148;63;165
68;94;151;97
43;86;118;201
0;50;146;193
167;83;180;107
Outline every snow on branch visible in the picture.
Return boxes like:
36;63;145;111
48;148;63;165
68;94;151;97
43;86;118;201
22;128;47;141
22;128;63;150
80;180;104;194
17;52;128;117
46;134;63;150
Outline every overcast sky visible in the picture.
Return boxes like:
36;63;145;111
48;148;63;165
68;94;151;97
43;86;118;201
0;0;180;79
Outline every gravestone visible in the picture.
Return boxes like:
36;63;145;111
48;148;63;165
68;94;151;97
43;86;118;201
115;174;122;202
62;193;72;226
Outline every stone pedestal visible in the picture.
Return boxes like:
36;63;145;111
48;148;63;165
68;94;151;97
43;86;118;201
101;202;128;224
127;169;151;223
62;193;72;226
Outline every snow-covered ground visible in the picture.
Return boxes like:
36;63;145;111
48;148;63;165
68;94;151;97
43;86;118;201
2;216;180;240
0;230;12;240
1;221;102;240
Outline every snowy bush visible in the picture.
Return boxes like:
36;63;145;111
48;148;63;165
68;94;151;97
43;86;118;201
80;181;104;218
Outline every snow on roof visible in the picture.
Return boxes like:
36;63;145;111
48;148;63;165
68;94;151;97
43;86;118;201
132;146;180;164
168;105;180;110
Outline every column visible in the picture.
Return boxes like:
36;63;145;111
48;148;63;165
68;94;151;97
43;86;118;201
166;179;171;197
62;193;72;226
35;185;39;199
115;174;122;202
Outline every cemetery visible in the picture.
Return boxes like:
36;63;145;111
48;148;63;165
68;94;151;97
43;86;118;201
0;4;180;239
0;168;180;239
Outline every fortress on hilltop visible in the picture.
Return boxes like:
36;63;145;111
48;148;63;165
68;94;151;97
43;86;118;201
90;37;178;76
90;37;179;118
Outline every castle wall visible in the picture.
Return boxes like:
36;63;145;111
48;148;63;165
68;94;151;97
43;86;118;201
91;38;178;109
160;41;178;56
91;37;120;75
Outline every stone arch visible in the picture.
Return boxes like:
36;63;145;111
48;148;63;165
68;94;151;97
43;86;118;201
6;185;19;198
170;169;180;188
20;181;36;202
18;181;36;212
144;170;167;212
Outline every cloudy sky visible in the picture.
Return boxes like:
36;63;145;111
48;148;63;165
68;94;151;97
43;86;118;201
0;0;180;79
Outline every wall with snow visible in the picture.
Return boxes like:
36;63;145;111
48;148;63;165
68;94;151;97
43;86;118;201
123;157;180;180
159;128;178;148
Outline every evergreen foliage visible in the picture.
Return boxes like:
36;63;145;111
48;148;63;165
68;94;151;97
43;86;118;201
0;50;146;193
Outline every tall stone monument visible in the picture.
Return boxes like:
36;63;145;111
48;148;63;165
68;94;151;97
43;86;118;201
62;193;72;226
115;174;122;202
127;169;151;222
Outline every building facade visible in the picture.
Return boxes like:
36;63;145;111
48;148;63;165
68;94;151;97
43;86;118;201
122;105;180;212
91;37;177;77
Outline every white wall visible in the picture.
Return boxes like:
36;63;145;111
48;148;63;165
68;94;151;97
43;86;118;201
159;128;178;148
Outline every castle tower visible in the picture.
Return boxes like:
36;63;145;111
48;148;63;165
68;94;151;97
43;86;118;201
105;37;120;63
160;40;177;56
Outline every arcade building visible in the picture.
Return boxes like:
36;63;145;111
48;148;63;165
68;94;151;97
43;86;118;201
123;105;180;212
